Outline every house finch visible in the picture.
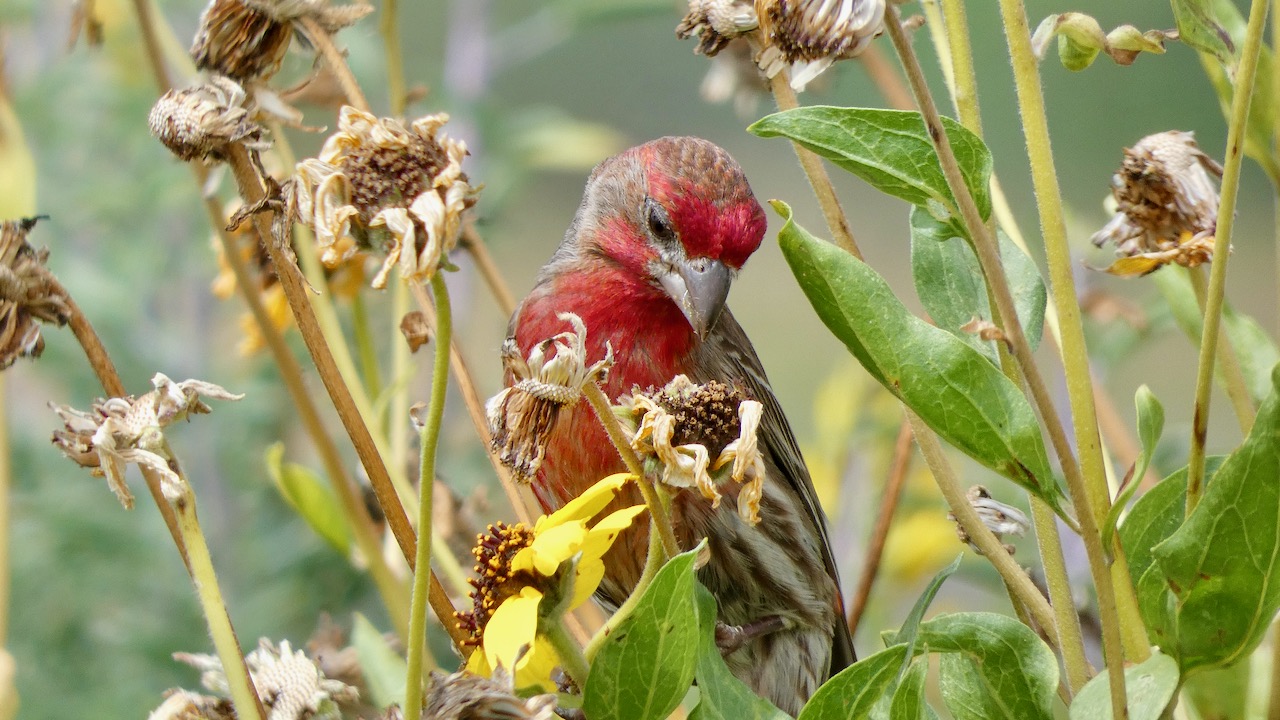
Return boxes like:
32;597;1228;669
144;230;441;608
504;136;853;713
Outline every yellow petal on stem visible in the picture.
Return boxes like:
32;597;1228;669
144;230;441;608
465;646;492;676
571;504;647;608
483;586;542;674
1101;255;1166;277
539;473;634;530
513;637;562;693
513;520;589;577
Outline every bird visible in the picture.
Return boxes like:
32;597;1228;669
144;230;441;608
503;136;854;714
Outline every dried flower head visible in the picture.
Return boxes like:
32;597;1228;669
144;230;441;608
294;107;477;288
1091;130;1223;277
620;375;767;525
756;0;887;89
486;313;613;482
51;374;243;507
149;76;269;162
177;638;358;720
457;474;645;690
424;667;557;720
948;485;1030;556
0;217;70;370
148;689;235;720
191;0;373;82
677;0;759;56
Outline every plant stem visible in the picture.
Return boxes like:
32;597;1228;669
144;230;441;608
887;8;1127;712
206;195;410;641
858;44;915;111
754;34;862;260
404;274;451;717
543;614;590;689
846;418;912;639
0;376;7;647
410;285;535;525
582;383;681;559
298;16;370;112
1187;0;1270;516
351;292;384;406
379;0;408;116
905;412;1059;641
1187;267;1256;434
169;467;265;720
938;0;980;133
584;514;664;661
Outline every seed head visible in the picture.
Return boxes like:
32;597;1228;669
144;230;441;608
424;667;557;720
0;217;70;370
456;522;537;647
190;0;373;82
756;0;886;89
149;76;268;162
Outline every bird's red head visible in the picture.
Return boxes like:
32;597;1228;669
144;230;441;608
559;136;767;339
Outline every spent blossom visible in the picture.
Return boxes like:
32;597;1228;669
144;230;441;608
1091;130;1222;277
423;666;557;720
51;374;243;507
176;638;358;720
0;217;70;369
619;375;767;525
486;313;613;481
948;485;1030;556
756;0;886;89
149;76;269;163
191;0;373;82
294;106;477;288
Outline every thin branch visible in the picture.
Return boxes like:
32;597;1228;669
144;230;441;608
297;16;370;112
846;418;912;639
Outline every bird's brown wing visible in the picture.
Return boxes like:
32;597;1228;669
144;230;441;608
691;308;857;673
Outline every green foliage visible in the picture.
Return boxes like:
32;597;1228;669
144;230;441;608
910;209;1047;362
1068;651;1178;720
888;660;937;720
265;443;353;556
750;107;991;239
1131;367;1280;672
1171;0;1235;67
689;586;788;720
773;200;1068;517
1102;385;1164;547
1030;13;1173;70
352;613;406;709
917;613;1057;720
583;546;701;720
798;644;910;720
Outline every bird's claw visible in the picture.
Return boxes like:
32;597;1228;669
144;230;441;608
715;616;787;656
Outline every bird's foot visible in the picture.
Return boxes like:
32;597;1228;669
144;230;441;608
715;616;787;656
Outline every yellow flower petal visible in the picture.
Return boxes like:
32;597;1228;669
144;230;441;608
465;646;491;676
513;637;561;693
571;504;647;608
483;586;542;673
539;473;634;530
514;520;588;576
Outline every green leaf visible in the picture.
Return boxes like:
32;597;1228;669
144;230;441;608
264;443;353;555
584;545;702;720
1119;458;1228;601
1068;650;1178;720
1182;662;1251;720
690;585;788;720
1172;0;1234;67
889;659;938;720
351;613;406;709
938;654;1002;720
1151;365;1280;671
1154;269;1280;406
750;107;991;238
774;202;1067;515
886;554;962;651
909;209;1046;363
798;644;909;720
1102;386;1165;547
917;613;1057;720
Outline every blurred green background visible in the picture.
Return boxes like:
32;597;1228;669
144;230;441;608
1;0;1274;715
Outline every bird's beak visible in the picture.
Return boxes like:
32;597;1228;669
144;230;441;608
659;258;732;340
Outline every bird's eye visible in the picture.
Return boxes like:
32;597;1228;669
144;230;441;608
644;198;677;244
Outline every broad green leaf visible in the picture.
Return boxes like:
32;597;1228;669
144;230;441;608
351;613;406;709
798;644;909;720
774;202;1067;516
584;545;702;720
889;659;938;720
265;443;353;555
1068;650;1178;720
909;209;1046;363
690;585;788;720
1172;0;1234;68
1119;458;1228;595
1182;662;1250;720
1029;13;1173;70
916;613;1057;720
1102;386;1165;547
1154;269;1280;406
938;654;1002;720
886;554;962;651
1152;366;1280;671
750;107;991;238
